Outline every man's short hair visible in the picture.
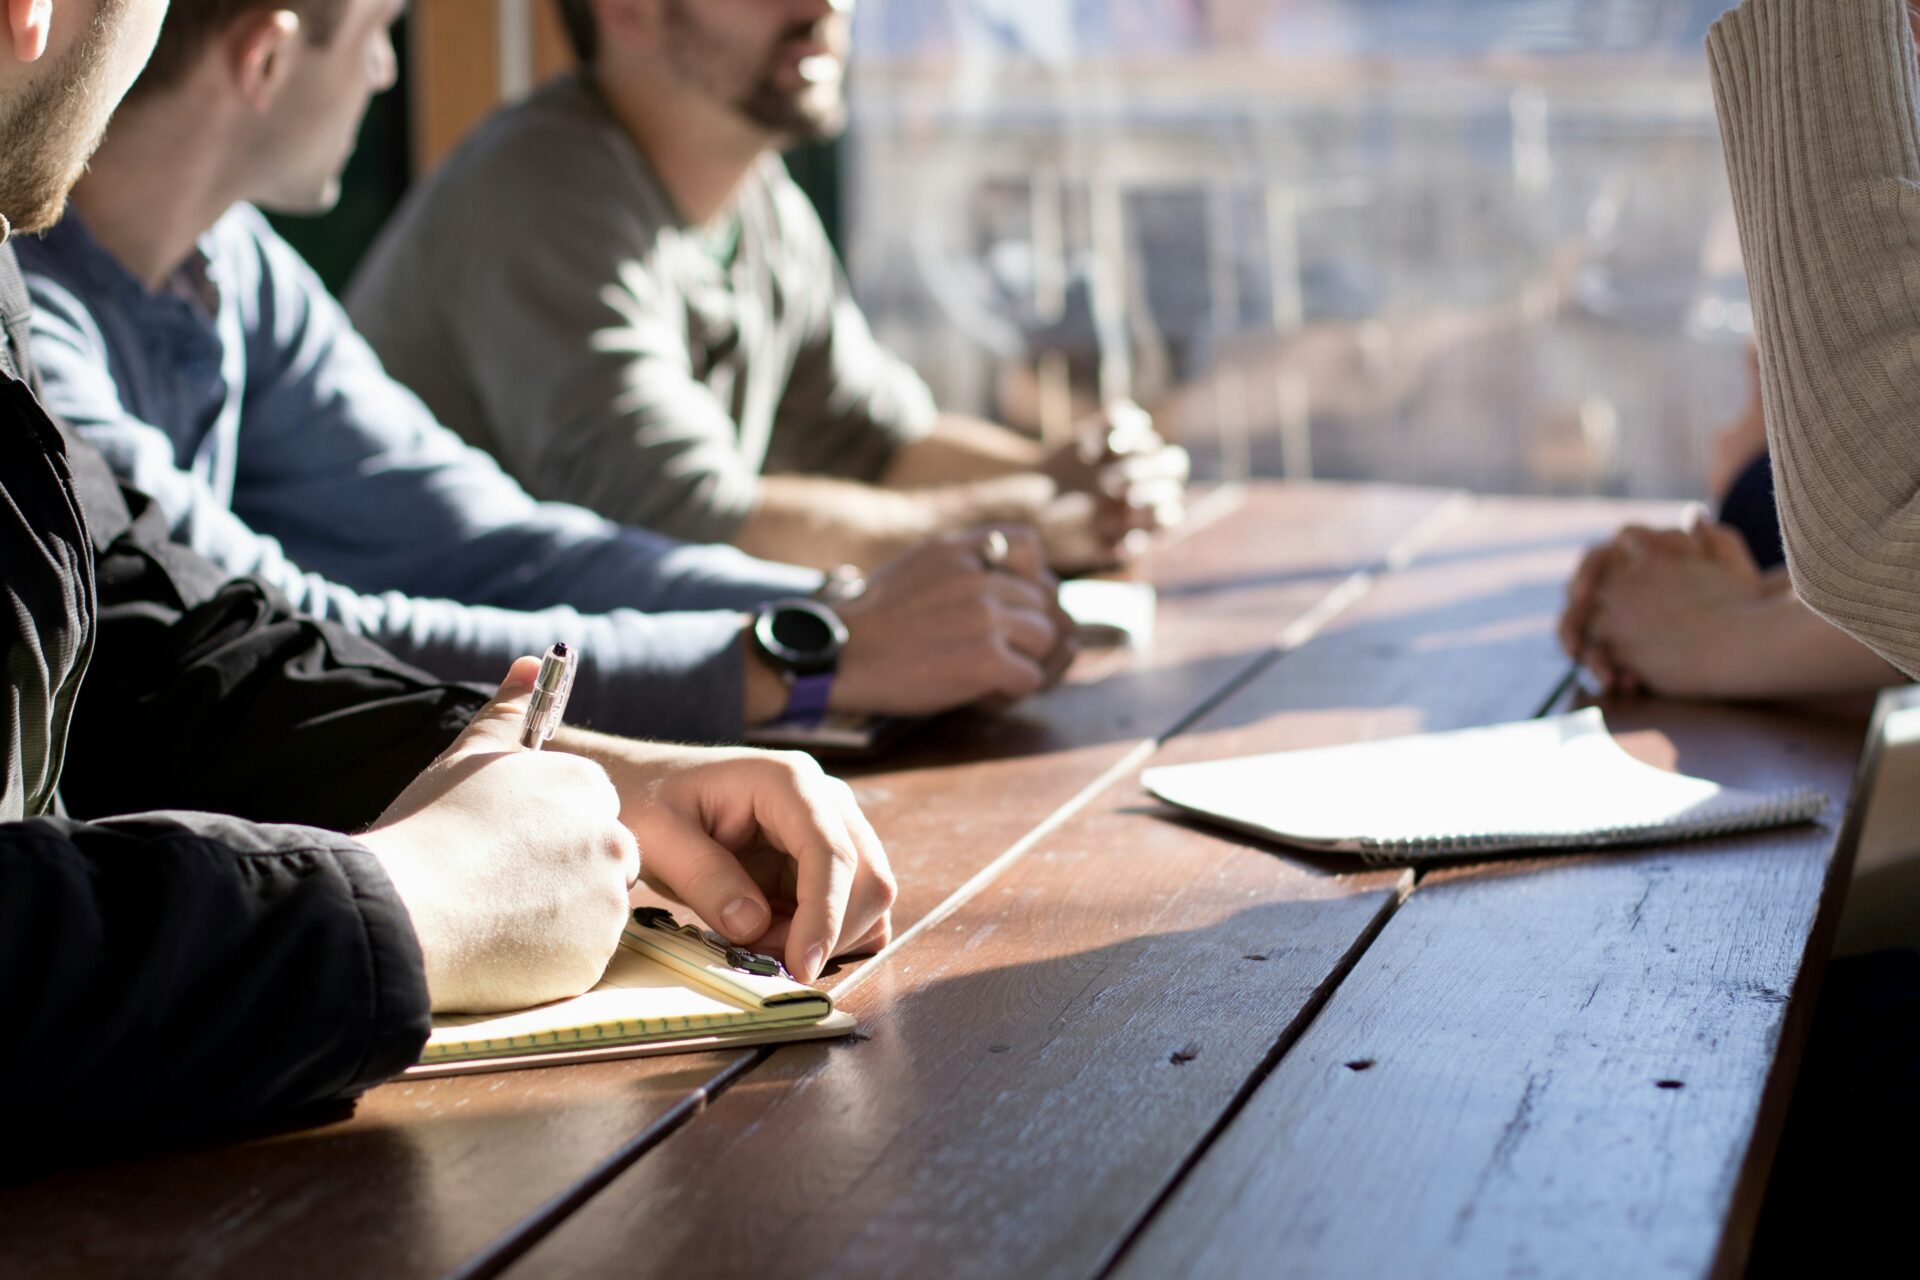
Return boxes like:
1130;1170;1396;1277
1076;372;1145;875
132;0;351;96
554;0;596;66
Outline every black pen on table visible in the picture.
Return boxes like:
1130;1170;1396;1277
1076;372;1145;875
520;642;578;750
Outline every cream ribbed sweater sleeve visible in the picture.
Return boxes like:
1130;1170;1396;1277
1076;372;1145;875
1710;0;1920;676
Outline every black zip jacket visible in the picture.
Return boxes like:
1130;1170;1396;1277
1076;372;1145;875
0;242;484;1170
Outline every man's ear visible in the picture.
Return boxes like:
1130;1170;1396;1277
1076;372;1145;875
227;8;301;110
7;0;52;63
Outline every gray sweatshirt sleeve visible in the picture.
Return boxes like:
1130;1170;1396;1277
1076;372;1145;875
1709;0;1920;677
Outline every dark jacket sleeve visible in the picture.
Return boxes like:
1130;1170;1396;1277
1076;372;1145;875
0;811;430;1168
58;470;487;832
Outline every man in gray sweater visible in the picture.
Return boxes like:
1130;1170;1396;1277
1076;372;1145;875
347;0;1188;576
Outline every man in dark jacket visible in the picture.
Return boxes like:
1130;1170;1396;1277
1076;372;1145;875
0;0;895;1171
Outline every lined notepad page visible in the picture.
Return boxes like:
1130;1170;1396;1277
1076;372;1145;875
1142;708;1828;860
424;926;831;1062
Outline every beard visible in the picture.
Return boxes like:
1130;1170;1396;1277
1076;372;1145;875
738;67;847;145
0;2;126;237
662;1;849;146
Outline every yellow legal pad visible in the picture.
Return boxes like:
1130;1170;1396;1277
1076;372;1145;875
405;912;856;1079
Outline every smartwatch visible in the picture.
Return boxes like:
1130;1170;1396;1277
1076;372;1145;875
751;598;849;724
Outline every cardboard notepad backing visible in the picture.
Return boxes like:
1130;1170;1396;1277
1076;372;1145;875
1142;708;1828;863
407;911;854;1078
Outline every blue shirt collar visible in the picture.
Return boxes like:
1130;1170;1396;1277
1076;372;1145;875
36;208;223;323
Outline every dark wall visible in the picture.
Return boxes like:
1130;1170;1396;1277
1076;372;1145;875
786;139;842;255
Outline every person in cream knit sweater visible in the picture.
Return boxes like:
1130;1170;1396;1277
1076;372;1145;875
1711;0;1920;679
1708;2;1920;1268
1557;0;1920;707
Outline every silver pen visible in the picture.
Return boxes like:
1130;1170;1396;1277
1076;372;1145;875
520;642;578;750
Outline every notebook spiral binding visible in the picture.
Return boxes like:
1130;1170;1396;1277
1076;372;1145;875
1350;787;1830;866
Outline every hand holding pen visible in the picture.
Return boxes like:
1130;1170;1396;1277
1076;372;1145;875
359;651;639;1012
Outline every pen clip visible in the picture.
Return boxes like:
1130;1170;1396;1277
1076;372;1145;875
631;906;792;980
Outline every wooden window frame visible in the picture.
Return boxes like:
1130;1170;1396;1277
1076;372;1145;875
408;0;577;175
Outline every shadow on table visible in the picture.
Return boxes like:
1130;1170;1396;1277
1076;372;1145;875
843;576;1576;773
1134;800;1839;890
1147;580;1575;744
834;641;1294;776
3;892;1384;1277
1156;529;1599;602
578;881;1598;1277
0;1051;751;1277
1117;804;1374;880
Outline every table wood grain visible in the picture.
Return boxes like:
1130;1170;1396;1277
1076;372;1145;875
1111;700;1868;1280
826;482;1462;938
10;488;1847;1280
495;495;1687;1280
0;483;1450;1280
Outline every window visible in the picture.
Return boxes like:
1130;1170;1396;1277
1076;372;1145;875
842;0;1748;497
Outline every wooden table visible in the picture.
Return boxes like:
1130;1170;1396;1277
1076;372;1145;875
1;483;1871;1280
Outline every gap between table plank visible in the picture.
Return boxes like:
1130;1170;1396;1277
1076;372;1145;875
0;483;1453;1280
832;490;1474;1008
468;488;1477;1280
1107;699;1867;1280
493;495;1648;1279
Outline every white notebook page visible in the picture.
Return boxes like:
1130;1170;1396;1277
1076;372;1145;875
1142;709;1827;859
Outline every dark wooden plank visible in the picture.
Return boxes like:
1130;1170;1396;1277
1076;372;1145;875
0;484;1449;1280
493;495;1674;1280
1112;699;1867;1280
0;1053;756;1280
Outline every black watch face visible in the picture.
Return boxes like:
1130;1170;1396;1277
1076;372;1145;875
758;600;847;674
770;606;836;656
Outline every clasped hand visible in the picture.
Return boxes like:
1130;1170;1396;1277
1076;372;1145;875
1041;400;1190;573
834;525;1077;714
1558;520;1770;697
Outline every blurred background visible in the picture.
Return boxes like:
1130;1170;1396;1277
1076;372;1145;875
299;0;1749;500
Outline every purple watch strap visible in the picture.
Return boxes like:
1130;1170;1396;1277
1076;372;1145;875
784;672;835;725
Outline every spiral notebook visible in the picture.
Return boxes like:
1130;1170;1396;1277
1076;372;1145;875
405;908;855;1078
1141;709;1828;862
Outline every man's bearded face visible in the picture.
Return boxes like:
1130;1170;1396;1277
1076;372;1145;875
661;0;852;145
0;0;165;237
